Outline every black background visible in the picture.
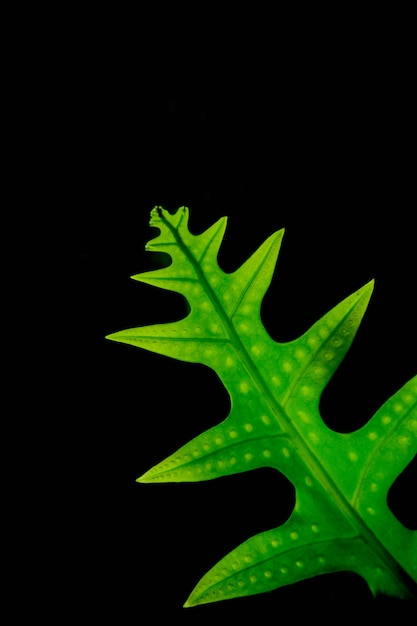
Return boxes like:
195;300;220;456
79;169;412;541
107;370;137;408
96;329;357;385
65;9;417;622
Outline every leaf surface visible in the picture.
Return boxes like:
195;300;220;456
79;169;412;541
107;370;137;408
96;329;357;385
107;206;417;605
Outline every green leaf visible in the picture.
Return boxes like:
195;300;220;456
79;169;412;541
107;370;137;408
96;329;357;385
106;206;417;605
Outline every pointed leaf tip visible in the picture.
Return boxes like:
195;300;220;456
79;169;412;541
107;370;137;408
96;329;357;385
360;277;375;304
104;331;129;344
365;277;375;291
183;590;203;608
183;599;198;609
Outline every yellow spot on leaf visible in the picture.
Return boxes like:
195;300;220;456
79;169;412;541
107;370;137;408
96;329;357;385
307;336;319;348
308;432;319;444
298;410;311;423
397;435;410;447
295;348;307;360
301;385;313;397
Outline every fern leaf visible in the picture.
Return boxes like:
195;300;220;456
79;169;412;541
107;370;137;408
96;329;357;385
106;206;417;605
